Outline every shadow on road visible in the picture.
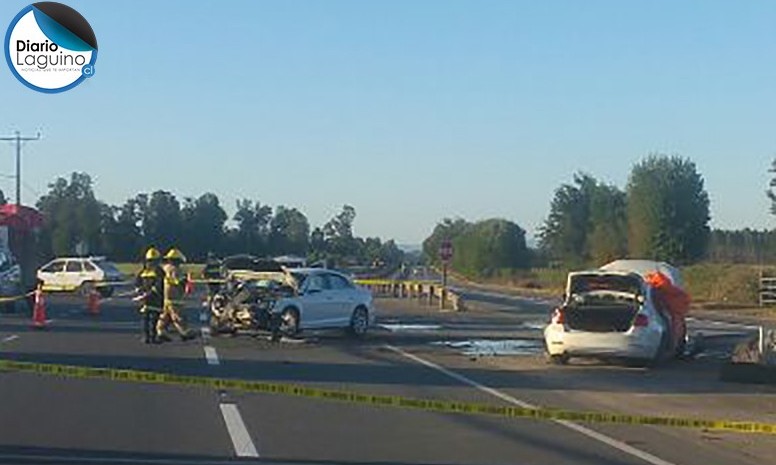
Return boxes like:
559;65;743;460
0;445;473;465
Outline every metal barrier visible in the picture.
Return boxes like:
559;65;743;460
354;279;465;311
759;272;776;307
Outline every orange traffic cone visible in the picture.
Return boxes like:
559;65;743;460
32;286;47;329
87;288;100;315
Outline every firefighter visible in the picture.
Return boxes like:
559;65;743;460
135;247;164;344
156;248;195;342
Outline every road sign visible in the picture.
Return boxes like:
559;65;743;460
439;239;453;263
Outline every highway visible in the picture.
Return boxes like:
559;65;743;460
0;289;773;465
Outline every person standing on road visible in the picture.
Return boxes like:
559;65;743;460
134;247;164;344
156;248;195;342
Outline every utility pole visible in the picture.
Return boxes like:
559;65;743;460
0;131;41;205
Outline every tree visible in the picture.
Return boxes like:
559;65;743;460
108;198;144;261
627;154;710;263
422;217;469;266
268;206;310;255
767;157;776;215
538;173;626;266
588;184;628;264
140;191;183;253
181;193;227;260
233;199;272;256
322;205;358;260
36;172;102;256
451;219;529;277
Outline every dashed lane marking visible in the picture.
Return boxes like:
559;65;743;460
219;403;259;458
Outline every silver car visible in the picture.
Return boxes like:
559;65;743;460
273;268;375;337
544;260;685;366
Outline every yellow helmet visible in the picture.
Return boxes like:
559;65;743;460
164;248;186;263
144;247;161;261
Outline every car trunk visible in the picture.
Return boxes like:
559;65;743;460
563;273;643;333
563;301;639;332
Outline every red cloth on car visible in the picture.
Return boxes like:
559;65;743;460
645;271;690;345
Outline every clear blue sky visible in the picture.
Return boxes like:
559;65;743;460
1;0;774;245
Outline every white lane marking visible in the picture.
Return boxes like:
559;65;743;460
220;403;259;458
1;334;18;343
201;326;211;342
385;344;677;465
204;345;219;365
44;319;54;324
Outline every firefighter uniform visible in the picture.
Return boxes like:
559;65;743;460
135;247;164;344
156;248;194;341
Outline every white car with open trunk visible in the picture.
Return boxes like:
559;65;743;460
543;260;687;366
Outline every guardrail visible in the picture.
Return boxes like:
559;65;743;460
354;279;465;311
759;273;776;307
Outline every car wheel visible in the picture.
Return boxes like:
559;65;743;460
76;282;91;296
347;306;369;337
278;307;299;337
548;353;569;365
98;286;114;298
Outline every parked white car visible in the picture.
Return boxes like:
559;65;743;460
37;256;124;296
544;260;686;367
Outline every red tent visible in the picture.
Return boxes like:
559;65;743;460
0;204;44;231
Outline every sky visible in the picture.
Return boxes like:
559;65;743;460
0;0;774;245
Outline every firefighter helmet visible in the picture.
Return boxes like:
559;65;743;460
164;248;186;263
144;247;161;261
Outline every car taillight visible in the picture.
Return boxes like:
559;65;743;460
633;313;649;327
551;308;565;324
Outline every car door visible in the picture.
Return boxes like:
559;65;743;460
63;260;86;290
325;273;358;326
38;260;66;289
298;273;340;328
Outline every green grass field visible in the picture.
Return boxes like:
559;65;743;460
472;263;774;307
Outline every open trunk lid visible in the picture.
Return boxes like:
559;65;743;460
563;272;644;333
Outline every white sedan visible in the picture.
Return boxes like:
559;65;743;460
273;268;375;337
544;260;685;367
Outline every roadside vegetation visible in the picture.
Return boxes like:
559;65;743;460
423;154;776;308
30;173;403;269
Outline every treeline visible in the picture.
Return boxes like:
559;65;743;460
422;218;530;277
706;229;776;263
34;172;403;267
538;155;710;267
423;154;715;277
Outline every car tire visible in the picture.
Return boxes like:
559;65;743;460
277;307;299;338
98;286;114;298
548;353;570;365
76;282;91;296
347;306;369;338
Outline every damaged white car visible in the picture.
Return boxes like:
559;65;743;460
543;260;688;367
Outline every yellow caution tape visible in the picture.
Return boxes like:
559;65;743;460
0;357;772;435
0;291;34;303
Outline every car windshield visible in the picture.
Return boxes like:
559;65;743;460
7;3;774;464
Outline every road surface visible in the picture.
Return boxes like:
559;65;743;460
0;289;773;465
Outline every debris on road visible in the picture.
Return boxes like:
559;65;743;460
431;339;543;357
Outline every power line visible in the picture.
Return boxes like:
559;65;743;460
0;130;41;205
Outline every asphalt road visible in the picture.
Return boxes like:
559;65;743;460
0;288;773;465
